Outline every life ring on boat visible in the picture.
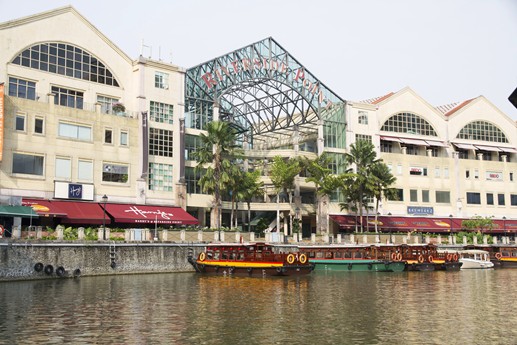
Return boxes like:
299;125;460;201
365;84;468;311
452;254;458;261
287;254;296;264
391;253;397;261
495;253;502;260
0;225;4;236
299;254;307;264
198;252;206;261
446;253;452;262
396;253;402;261
417;255;424;263
428;255;434;263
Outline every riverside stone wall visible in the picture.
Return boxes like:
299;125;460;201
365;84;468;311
0;242;207;281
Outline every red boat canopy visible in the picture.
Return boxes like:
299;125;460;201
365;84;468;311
103;203;198;225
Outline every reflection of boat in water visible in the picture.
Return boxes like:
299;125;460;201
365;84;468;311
456;250;494;269
297;244;406;272
187;242;315;277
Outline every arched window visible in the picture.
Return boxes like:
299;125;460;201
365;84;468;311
456;121;508;143
381;112;437;136
11;42;120;87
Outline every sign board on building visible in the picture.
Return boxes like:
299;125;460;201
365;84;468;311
486;171;503;181
407;206;434;215
54;181;94;201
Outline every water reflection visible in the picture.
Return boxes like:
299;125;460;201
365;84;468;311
1;270;516;344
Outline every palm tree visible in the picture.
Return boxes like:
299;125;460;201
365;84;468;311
370;161;397;232
193;121;241;230
270;156;302;235
344;140;379;232
304;154;342;234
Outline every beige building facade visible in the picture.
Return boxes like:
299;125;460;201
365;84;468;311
1;6;516;235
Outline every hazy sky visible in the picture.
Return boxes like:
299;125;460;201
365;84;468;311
2;0;517;118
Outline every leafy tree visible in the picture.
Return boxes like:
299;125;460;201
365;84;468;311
193;121;241;229
462;216;495;234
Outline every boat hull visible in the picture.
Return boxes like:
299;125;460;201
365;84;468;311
188;258;314;277
460;259;494;269
312;260;405;272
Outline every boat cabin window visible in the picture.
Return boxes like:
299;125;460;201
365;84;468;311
344;251;352;259
354;252;363;259
334;252;342;259
316;252;324;258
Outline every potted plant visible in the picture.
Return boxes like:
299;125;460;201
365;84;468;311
112;102;125;113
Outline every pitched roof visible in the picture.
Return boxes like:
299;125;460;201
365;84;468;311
359;92;395;105
435;98;475;116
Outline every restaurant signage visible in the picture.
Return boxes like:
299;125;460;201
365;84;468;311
407;206;434;215
54;181;94;201
486;171;502;181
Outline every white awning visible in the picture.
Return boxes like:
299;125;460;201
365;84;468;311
452;142;476;150
399;138;428;146
425;140;448;147
499;147;517;153
475;145;502;152
380;136;401;142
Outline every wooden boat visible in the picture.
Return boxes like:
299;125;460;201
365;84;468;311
465;245;517;268
395;244;462;271
187;242;315;277
297;244;406;272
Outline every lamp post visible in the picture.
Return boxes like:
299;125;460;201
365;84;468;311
102;194;108;240
503;216;507;242
449;214;453;244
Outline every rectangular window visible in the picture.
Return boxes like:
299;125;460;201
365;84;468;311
55;157;71;180
429;147;438;157
410;189;418;202
13;153;44;175
78;160;93;181
52;86;83;109
148;163;173;191
120;131;128;146
422;190;430;203
150;101;173;124
186;167;203;194
444;167;449;179
355;134;372;143
102;163;128;183
434;167;440;178
186;99;213;130
458;150;468;159
97;95;119;114
466;192;481;205
465;170;470;179
104;129;113;144
58;122;92;141
498;194;505;206
15;114;26;131
474;170;479;179
487;193;494;205
155;71;169;89
397;164;402;175
8;77;36;100
436;191;451;204
380;142;392;153
149;128;173;157
358;111;368;125
510;172;514;182
388;189;403;201
34;117;44;134
406;146;418;155
511;194;517;206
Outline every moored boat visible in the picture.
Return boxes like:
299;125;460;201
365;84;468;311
396;244;462;271
466;245;517;268
457;250;494;269
297;244;406;272
187;242;315;277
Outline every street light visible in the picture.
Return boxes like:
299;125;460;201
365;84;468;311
102;194;108;240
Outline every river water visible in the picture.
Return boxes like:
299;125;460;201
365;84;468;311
1;270;516;344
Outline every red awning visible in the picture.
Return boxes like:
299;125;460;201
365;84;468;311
331;215;464;233
51;200;109;225
22;198;68;217
104;203;198;225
